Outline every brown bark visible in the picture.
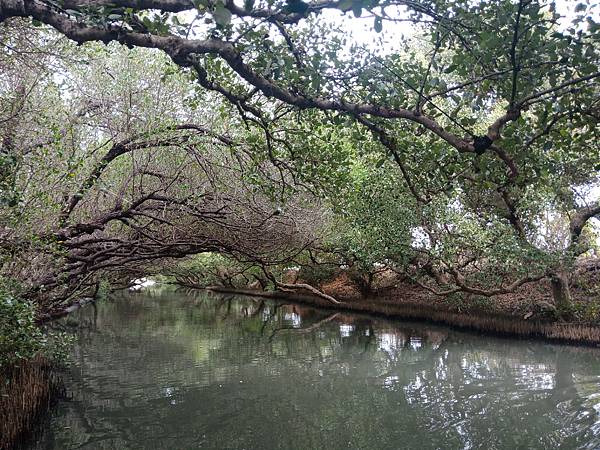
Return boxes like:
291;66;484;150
550;270;572;313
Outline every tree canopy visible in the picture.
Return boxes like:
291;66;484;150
0;0;599;312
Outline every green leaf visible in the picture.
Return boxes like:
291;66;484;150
311;77;321;91
213;5;232;26
444;64;457;73
352;3;362;17
338;0;353;11
374;16;383;33
193;0;209;9
286;0;309;14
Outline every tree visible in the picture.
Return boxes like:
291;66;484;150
0;32;329;313
0;0;599;309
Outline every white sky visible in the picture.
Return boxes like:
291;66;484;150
318;0;599;54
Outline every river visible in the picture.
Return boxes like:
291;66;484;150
28;290;600;449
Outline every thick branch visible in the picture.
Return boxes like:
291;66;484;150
570;202;600;248
0;0;475;154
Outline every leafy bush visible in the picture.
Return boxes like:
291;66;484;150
0;287;72;368
329;163;416;273
95;279;112;302
0;293;46;367
297;262;338;287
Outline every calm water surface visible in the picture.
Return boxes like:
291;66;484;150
30;290;600;450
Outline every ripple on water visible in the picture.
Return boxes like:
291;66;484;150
27;292;600;450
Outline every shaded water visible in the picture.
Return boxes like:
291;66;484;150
30;290;600;450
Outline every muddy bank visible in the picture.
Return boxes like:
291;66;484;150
204;285;600;347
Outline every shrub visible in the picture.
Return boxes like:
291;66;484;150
0;285;71;449
0;294;46;368
0;287;72;368
297;263;338;286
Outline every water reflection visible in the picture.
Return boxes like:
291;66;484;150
31;291;600;450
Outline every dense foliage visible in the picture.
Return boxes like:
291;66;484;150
0;281;70;367
0;290;45;366
0;0;599;314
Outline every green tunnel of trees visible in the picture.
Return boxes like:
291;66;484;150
0;0;600;362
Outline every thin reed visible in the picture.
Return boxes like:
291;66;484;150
0;357;64;450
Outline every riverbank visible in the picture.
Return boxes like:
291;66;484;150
204;274;600;346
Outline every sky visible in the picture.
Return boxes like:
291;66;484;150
318;0;599;53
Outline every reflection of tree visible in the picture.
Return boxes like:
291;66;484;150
30;292;600;450
268;312;340;341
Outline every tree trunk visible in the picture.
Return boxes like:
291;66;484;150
550;271;572;314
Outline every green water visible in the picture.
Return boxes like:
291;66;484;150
30;290;600;450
